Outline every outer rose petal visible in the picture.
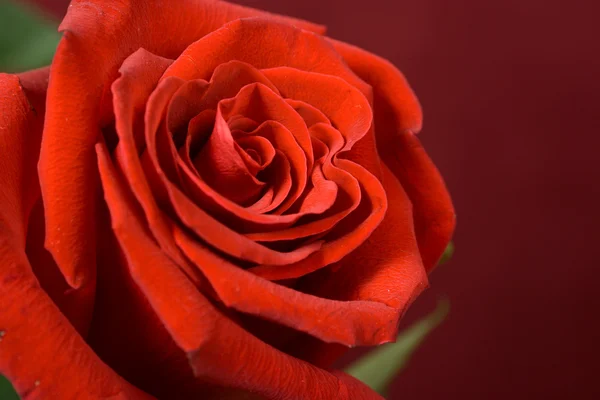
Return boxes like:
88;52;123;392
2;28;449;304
12;68;97;336
331;39;456;271
0;74;43;248
291;164;429;366
304;163;428;310
39;0;326;291
109;49;196;272
96;140;383;400
173;229;400;347
162;18;370;97
0;244;153;400
0;74;151;400
380;132;456;272
87;215;222;399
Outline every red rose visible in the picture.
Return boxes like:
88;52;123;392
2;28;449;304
0;1;455;399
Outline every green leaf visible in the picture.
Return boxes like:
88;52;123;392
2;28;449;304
0;374;19;400
439;241;454;265
345;300;449;395
0;0;60;72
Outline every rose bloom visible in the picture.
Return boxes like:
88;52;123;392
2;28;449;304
0;0;454;399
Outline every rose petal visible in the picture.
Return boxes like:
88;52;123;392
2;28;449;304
176;120;301;228
110;49;205;284
330;39;422;133
235;135;276;175
181;109;216;171
288;163;430;367
0;74;151;400
187;316;385;400
156;64;305;227
286;99;331;127
174;229;400;347
293;163;338;215
97;140;382;399
162;18;370;98
249;157;387;280
246;124;361;243
87;210;220;399
332;40;456;271
263;67;373;151
165;78;210;146
0;73;42;251
194;107;265;205
381;132;457;271
143;77;305;231
245;150;292;214
174;60;280;123
17;67;49;116
0;241;154;400
264;66;384;179
164;60;279;145
9;69;98;337
219;82;313;213
26;200;97;337
40;0;325;290
96;139;259;399
302;163;428;309
144;78;323;266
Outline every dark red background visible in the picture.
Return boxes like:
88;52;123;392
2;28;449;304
24;0;600;398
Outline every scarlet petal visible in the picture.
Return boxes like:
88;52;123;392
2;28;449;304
165;79;210;146
158;64;305;228
97;138;209;350
97;140;382;400
17;67;49;116
110;49;198;272
235;135;276;175
187;319;385;400
382;132;456;271
295;163;338;214
263;66;385;180
181;60;280;114
0;74;151;400
250;157;387;280
162;18;370;98
0;74;43;250
263;67;373;151
6;70;97;337
39;0;324;291
194;108;265;205
246;150;292;213
88;211;221;399
302;164;428;309
175;229;400;347
286;99;331;127
0;244;154;400
330;39;422;132
246;124;361;243
291;164;430;367
145;78;322;266
26;200;96;336
219;83;313;213
332;40;456;271
177;123;299;230
181;109;216;171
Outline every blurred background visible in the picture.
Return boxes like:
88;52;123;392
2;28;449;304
4;0;600;398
